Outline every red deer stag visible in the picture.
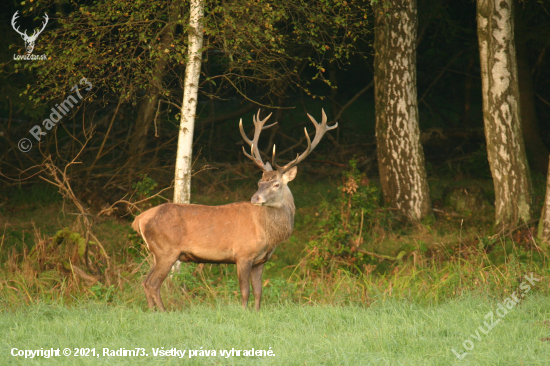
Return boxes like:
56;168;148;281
132;109;337;311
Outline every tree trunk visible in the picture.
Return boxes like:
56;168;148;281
128;2;179;164
476;0;531;230
374;0;431;220
174;0;205;204
515;5;548;175
537;156;550;248
129;94;159;162
171;0;205;275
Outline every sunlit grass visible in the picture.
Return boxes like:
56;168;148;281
1;294;550;365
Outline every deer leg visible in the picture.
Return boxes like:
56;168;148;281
250;263;265;311
142;253;158;309
142;267;156;309
236;261;253;309
144;256;177;311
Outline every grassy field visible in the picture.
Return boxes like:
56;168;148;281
2;294;550;365
2;166;550;364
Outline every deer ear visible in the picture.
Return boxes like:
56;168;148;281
283;166;297;183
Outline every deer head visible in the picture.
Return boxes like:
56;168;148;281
240;109;338;207
11;11;49;54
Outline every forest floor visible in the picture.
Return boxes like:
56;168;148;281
1;167;550;364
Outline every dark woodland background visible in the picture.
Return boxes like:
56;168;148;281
1;0;548;192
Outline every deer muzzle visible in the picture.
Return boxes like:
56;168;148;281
251;193;266;205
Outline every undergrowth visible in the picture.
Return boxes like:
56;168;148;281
306;159;393;271
1;163;549;311
1;219;548;310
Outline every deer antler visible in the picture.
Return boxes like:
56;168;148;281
11;11;28;38
30;13;49;39
239;109;277;172
271;109;338;173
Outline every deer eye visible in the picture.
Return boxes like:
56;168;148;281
273;183;280;188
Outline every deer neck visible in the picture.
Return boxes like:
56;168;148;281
261;186;295;245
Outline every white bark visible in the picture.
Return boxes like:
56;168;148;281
538;156;550;246
174;0;205;204
172;0;204;275
374;0;431;220
476;0;531;229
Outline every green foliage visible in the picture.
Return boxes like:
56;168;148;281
202;0;372;98
18;0;371;107
53;228;93;258
125;231;146;260
19;0;187;104
132;174;158;198
171;263;205;294
89;282;116;302
307;160;385;270
263;277;297;302
478;235;497;251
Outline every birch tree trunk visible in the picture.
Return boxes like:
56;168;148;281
171;0;205;275
374;0;431;220
476;0;531;230
537;156;550;247
174;0;205;204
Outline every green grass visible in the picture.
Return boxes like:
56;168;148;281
2;166;550;364
1;294;550;365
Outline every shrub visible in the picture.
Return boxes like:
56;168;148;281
306;160;387;271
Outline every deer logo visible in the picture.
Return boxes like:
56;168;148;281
11;11;49;54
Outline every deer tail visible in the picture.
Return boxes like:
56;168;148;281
131;215;142;235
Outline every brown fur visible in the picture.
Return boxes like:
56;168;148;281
133;108;335;311
132;171;295;311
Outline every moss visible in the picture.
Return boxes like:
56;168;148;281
52;228;96;258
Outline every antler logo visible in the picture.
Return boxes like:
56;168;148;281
11;10;48;54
